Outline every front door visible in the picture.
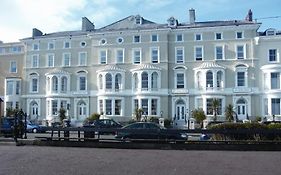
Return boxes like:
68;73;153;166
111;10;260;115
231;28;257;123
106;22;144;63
176;104;185;120
175;99;186;128
237;99;246;120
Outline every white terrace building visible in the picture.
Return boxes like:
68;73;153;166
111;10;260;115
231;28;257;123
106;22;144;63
4;9;279;127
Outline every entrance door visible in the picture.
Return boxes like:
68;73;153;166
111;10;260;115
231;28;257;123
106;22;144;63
176;100;185;121
78;101;87;120
31;102;39;120
237;99;246;120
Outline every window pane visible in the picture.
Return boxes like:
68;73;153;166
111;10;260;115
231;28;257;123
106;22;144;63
151;99;157;115
134;50;141;64
115;100;121;115
116;50;124;63
106;100;112;115
80;77;86;90
269;49;277;62
176;48;183;63
237;72;245;86
206;72;213;87
105;74;112;89
141;99;148;115
141;73;148;90
100;51;106;64
196;47;203;60
272;98;280;115
271;72;280;89
151;48;159;63
177;73;184;88
237;46;244;59
79;52;87;65
216;46;223;60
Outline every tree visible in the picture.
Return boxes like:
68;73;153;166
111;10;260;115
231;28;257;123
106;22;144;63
134;108;143;121
211;98;220;121
192;108;206;128
58;108;67;123
225;104;235;122
6;107;20;117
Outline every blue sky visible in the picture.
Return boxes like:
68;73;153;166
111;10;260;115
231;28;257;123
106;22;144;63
1;0;281;43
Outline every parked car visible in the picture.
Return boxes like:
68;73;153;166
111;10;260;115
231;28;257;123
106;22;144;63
0;117;14;137
83;119;123;134
25;120;42;133
115;122;188;143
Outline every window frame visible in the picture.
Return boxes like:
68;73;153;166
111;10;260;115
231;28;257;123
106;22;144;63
195;46;203;61
151;47;159;63
133;35;141;43
236;45;245;59
63;53;71;67
175;47;184;64
215;45;224;60
79;52;87;66
133;48;141;64
10;61;17;73
99;50;107;64
269;49;278;62
116;49;124;64
176;34;183;42
195;33;202;41
47;54;55;67
151;34;158;42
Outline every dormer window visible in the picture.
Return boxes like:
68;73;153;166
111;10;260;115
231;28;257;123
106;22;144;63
167;17;178;27
135;15;142;25
266;29;276;36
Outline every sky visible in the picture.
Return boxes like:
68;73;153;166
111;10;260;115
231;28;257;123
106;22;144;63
1;0;281;43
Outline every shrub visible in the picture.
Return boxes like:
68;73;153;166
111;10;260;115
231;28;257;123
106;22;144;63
164;119;172;128
208;122;281;141
149;116;159;123
192;108;206;128
84;113;100;124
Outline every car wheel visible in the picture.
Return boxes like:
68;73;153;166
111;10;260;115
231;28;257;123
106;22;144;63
32;128;38;133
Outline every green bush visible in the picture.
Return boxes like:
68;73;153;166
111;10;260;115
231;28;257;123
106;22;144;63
149;116;159;123
208;122;281;141
84;113;100;124
164;119;172;128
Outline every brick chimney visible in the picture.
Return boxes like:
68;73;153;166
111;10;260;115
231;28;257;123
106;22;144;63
189;8;196;24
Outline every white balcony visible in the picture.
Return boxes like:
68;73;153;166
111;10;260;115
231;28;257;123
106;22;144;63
233;87;252;93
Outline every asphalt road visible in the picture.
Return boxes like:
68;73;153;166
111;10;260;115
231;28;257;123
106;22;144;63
0;145;281;175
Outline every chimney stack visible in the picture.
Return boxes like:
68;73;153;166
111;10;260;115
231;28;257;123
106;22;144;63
82;17;95;31
246;9;253;22
32;28;43;37
189;8;196;24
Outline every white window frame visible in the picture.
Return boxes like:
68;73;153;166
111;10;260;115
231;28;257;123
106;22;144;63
30;75;39;93
116;49;124;64
175;47;184;64
195;46;204;61
268;49;278;62
77;74;87;91
133;35;141;43
10;61;17;73
215;32;223;40
151;34;158;42
64;41;71;49
215;45;224;60
48;42;55;50
133;48;141;64
99;50;107;64
236;31;244;39
150;47;159;63
32;54;39;68
63;53;71;67
270;72;280;90
47;54;55;67
176;34;183;42
195;33;202;41
79;52;87;66
32;43;39;51
236;44;246;59
235;66;248;87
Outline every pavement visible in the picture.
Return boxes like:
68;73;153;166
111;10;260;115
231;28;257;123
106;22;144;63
1;146;281;175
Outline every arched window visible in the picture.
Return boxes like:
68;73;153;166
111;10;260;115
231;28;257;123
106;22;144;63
141;72;148;90
52;76;58;92
105;73;112;89
206;71;213;88
61;76;67;92
151;72;158;90
217;71;223;88
115;73;122;90
99;74;103;90
30;101;38;119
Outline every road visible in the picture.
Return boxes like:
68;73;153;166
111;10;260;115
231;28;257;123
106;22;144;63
0;145;281;175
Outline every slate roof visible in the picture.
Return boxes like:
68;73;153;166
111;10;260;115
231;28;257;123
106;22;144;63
21;15;259;40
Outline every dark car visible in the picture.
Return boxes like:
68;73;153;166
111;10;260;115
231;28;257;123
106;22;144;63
115;122;188;143
0;117;14;137
83;119;122;134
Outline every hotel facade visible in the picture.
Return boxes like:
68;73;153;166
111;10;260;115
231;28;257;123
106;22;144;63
1;9;281;127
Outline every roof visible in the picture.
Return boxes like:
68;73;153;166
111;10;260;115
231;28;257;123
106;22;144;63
21;15;260;40
131;64;161;71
